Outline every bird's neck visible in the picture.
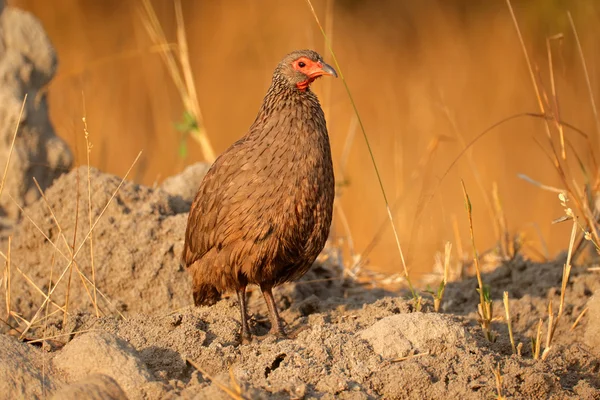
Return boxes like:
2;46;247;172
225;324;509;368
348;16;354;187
249;80;323;133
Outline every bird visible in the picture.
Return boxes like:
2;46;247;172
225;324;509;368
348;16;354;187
182;49;337;342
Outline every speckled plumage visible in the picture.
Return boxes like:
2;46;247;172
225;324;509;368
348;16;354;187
182;50;336;340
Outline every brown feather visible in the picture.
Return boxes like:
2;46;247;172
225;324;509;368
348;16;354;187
182;50;335;311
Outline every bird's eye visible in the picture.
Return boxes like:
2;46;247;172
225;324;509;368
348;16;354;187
298;61;306;68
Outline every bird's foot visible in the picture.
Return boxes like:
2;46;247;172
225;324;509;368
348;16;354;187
265;323;309;340
281;324;310;339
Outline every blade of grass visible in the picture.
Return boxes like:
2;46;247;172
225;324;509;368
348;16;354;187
304;0;417;299
503;291;516;355
64;168;81;326
505;0;553;143
82;96;99;318
570;307;588;331
4;236;10;319
139;0;215;162
491;363;506;400
567;12;600;139
462;180;495;342
546;33;566;160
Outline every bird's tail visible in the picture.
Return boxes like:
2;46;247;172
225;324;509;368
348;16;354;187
192;283;221;306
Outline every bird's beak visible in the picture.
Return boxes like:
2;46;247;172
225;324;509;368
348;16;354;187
309;61;338;79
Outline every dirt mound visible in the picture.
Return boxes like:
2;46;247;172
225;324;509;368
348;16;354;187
0;334;58;399
50;374;128;400
13;271;599;399
160;162;210;203
3;166;191;329
1;166;599;399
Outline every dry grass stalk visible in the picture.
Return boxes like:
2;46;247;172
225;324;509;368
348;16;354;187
505;1;600;253
41;253;55;398
491;363;506;400
19;152;142;340
26;329;98;345
304;0;419;303
502;291;516;355
546;33;566;160
64;169;81;326
82;101;99;318
505;0;553;143
557;201;578;320
186;358;246;400
532;318;543;360
10;311;32;327
5;257;66;314
461;180;495;342
568;12;600;138
139;0;215;162
0;97;25;324
570;307;588;331
23;165;143;324
391;351;430;363
541;212;577;360
517;174;562;194
542;300;554;360
8;193;96;312
321;0;335;124
4;236;10;319
356;135;444;279
432;242;451;312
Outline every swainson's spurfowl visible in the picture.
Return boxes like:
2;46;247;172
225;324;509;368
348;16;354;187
182;49;337;342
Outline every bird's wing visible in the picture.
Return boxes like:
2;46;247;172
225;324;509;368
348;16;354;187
182;136;285;269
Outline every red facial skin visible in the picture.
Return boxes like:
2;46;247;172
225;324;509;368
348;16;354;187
292;57;334;91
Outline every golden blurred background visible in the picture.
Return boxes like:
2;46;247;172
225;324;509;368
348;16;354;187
11;0;600;279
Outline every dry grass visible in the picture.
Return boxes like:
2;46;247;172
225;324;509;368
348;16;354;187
17;151;142;339
503;0;600;360
304;0;420;305
462;180;496;342
82;97;99;318
139;0;214;163
491;363;506;400
502;291;516;355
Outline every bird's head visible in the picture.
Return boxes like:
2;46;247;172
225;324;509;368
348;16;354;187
275;49;338;91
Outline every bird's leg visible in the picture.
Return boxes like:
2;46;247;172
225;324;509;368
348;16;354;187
236;286;252;344
260;284;286;337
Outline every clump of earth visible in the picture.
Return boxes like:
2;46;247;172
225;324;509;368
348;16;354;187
1;165;599;400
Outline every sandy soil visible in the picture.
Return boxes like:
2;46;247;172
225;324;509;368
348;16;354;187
1;166;599;399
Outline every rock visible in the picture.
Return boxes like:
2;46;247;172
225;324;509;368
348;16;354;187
160;162;210;202
0;2;73;227
0;334;58;398
50;374;128;400
52;331;154;399
359;313;468;359
583;290;600;356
